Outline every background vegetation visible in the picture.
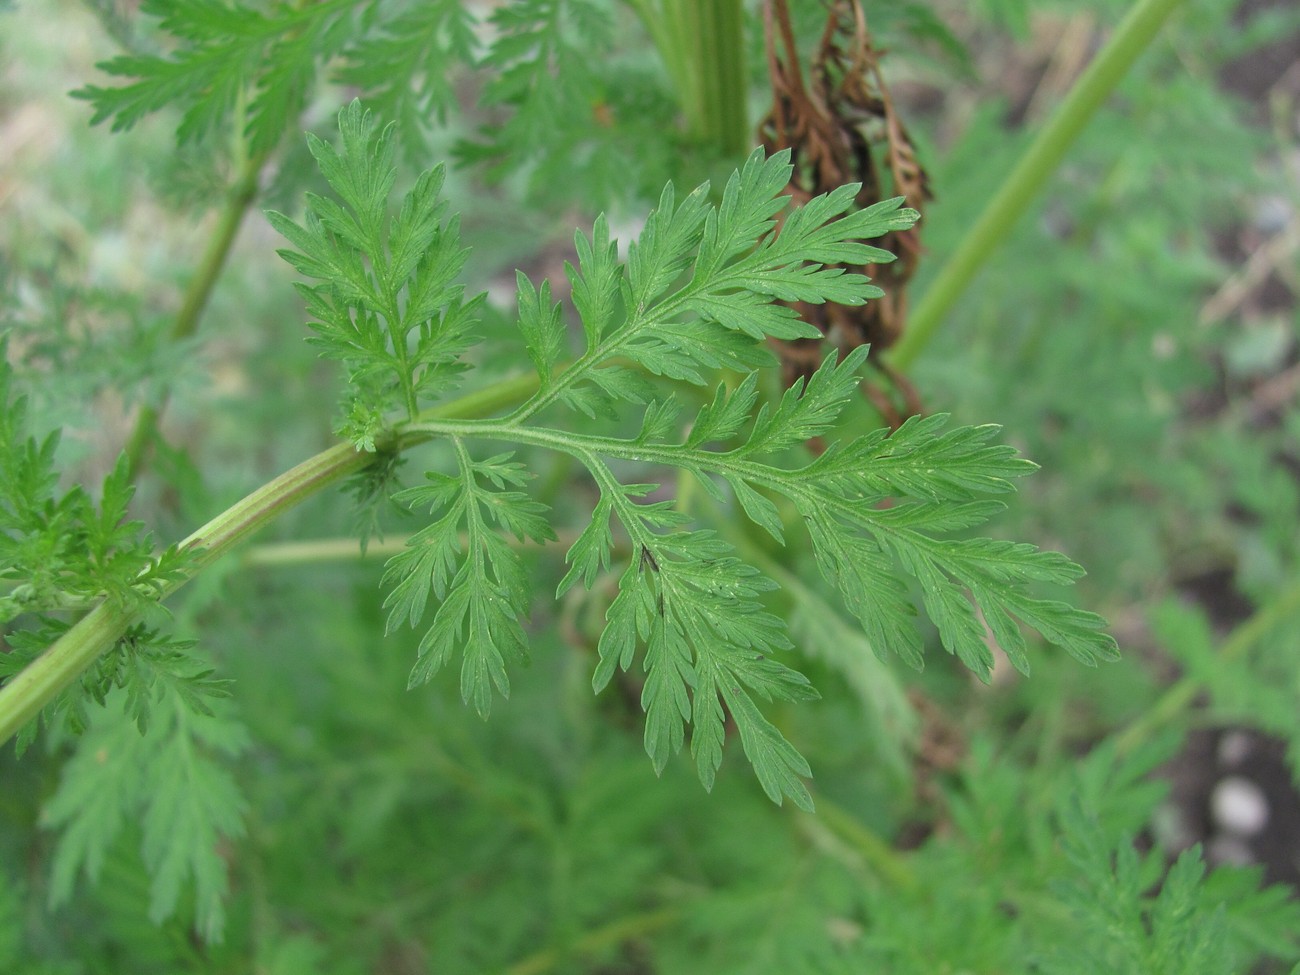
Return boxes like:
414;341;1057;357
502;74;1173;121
2;0;1300;972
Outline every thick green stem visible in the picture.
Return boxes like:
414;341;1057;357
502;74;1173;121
0;443;369;745
888;0;1188;370
633;0;748;155
0;370;541;749
0;602;137;748
124;151;268;478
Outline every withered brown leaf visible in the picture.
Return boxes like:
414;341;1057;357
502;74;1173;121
758;0;931;424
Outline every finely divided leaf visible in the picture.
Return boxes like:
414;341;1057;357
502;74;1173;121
640;599;695;775
692;149;793;281
282;128;1118;809
384;446;552;715
773;192;917;267
43;680;248;942
620;321;775;386
787;438;1118;677
586;468;818;808
725;475;785;543
680;162;917;334
334;0;480;164
722;686;814;810
516;271;566;385
739;347;871;456
627;180;711;307
686;290;823;341
808;412;1038;500
805;511;925;670
557;494;615;596
568;214;621;352
73;0;355;153
139;707;247;938
686;374;759;448
270;101;477;432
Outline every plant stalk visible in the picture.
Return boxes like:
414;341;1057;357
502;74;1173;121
242;526;580;567
0;370;542;748
888;0;1188;369
1115;576;1300;755
502;907;680;975
632;0;748;156
0;442;368;746
124;151;268;478
799;798;918;893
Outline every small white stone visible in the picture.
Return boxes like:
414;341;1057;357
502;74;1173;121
1211;776;1269;836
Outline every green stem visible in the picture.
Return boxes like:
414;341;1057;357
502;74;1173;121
798;798;917;893
0;443;368;746
633;0;748;155
407;419;822;515
1114;576;1300;755
888;0;1188;370
501;907;680;975
424;369;541;426
0;370;541;749
704;0;748;156
243;536;409;565
242;526;581;567
124;151;269;478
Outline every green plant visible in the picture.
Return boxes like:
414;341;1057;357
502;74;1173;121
3;1;1300;972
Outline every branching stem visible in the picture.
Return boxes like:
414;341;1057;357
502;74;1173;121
0;441;369;745
507;293;689;423
0;370;541;748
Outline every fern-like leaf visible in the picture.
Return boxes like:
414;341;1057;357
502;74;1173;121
276;117;1116;808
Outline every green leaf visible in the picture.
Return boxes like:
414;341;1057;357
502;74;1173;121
773;192;918;267
365;135;1115;806
568;214;621;353
738;347;871;456
269;101;477;429
724;475;785;544
686;374;759;448
333;0;479;165
452;0;652;204
43;680;248;942
72;0;356;153
807;413;1039;500
384;444;551;716
692;149;792;281
805;512;925;670
581;462;816;807
1050;787;1300;973
686;290;824;341
627;180;711;307
621;320;776;385
515;271;566;386
557;494;615;596
720;685;814;810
